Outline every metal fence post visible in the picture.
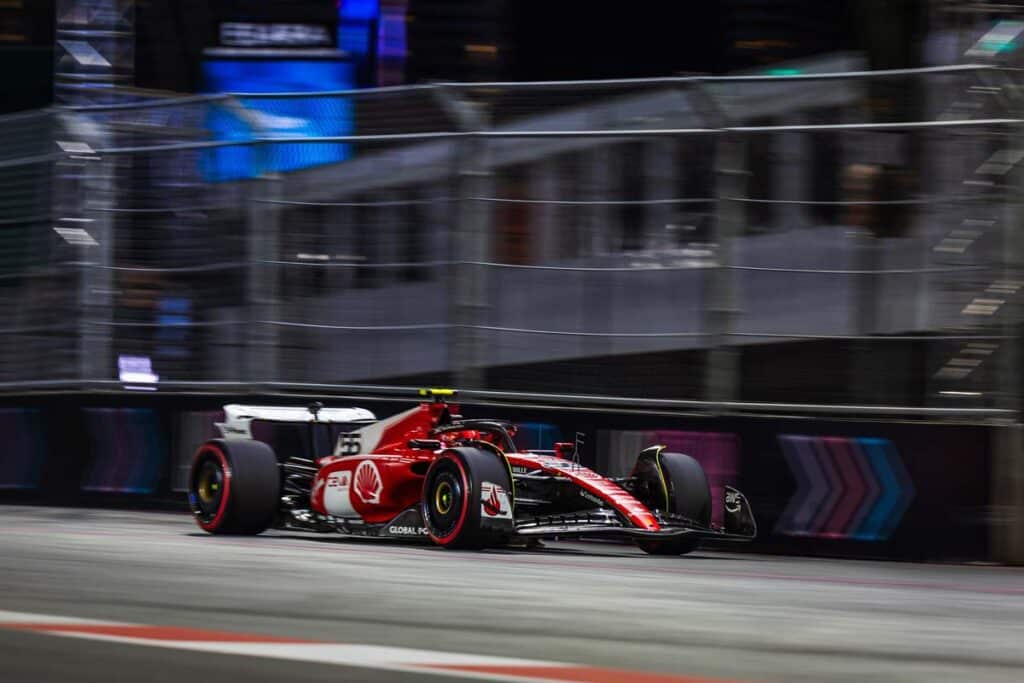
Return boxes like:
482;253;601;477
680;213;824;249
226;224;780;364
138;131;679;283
998;124;1023;417
851;228;881;404
992;424;1024;564
60;112;113;385
645;138;676;250
990;122;1024;564
433;86;491;390
705;133;744;405
453;139;493;391
246;164;282;387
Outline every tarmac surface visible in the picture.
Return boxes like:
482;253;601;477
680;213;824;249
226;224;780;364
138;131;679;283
1;506;1023;682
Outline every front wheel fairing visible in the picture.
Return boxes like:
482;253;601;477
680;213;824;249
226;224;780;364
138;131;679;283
507;452;660;531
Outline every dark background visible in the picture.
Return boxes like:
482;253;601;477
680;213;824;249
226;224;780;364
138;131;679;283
2;0;932;112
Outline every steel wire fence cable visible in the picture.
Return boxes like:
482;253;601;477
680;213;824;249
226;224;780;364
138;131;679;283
0;214;52;226
470;326;707;337
66;92;232;113
222;319;1010;342
63;63;1003;113
71;261;248;273
727;265;992;274
470;194;1001;206
89;321;245;329
261;321;449;331
440;63;1002;89
0;269;75;282
0;378;1011;419
93;205;242;213
260;258;991;275
0;324;76;335
721;195;1006;206
250;192;1002;211
469;196;716;206
228;83;442;99
264;259;449;269
0;153;64;169
88;117;1024;155
257;197;455;207
726;332;1011;341
244;189;1009;212
473;329;1011;341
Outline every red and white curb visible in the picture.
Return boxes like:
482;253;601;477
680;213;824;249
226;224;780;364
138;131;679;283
0;610;736;683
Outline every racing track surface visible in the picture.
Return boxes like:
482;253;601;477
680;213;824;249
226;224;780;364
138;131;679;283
1;507;1023;683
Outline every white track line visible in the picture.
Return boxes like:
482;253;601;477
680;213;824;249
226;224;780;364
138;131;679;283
0;609;726;683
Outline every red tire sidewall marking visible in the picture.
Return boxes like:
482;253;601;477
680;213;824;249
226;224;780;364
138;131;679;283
428;455;470;546
192;444;232;532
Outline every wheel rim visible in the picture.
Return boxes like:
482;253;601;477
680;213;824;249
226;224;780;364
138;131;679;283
434;481;454;515
196;462;222;505
189;446;231;530
424;459;466;540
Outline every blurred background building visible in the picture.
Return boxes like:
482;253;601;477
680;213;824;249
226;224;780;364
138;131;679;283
1;0;1024;412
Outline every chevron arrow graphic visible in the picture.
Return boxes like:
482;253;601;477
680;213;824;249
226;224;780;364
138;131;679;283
857;438;903;541
847;438;883;540
877;438;916;540
777;435;914;541
809;437;844;535
820;437;865;538
776;436;827;536
775;436;809;536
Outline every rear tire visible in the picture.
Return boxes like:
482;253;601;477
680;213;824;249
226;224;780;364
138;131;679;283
633;450;710;556
421;447;514;549
188;439;280;535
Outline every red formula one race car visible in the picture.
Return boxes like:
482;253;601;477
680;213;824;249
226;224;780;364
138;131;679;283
188;390;756;554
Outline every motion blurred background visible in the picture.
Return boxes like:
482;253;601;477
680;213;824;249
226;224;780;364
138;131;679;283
0;0;1023;564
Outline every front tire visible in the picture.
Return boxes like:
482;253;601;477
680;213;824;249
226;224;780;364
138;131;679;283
421;447;514;549
188;439;280;535
633;450;710;555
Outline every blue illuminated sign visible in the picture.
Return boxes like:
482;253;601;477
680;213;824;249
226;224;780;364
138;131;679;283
202;56;355;181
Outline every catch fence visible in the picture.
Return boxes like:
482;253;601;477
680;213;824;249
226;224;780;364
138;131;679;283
1;59;1020;418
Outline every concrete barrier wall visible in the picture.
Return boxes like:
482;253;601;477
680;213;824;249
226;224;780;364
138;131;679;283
0;395;1003;562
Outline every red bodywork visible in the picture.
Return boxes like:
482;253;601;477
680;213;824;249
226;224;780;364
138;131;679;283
310;400;660;530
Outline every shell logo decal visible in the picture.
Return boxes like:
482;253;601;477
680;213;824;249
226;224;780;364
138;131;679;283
353;460;383;504
482;485;503;516
479;481;512;519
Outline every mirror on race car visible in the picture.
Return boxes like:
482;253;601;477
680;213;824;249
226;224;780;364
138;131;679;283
553;442;575;459
408;439;442;450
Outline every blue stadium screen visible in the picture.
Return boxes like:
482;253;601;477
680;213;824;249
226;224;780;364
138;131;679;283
202;56;355;180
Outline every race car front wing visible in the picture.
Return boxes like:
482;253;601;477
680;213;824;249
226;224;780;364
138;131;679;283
513;486;757;542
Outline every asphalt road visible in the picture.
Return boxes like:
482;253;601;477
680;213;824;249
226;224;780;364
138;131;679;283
1;506;1022;682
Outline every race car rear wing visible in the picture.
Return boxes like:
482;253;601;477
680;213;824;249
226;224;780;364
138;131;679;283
217;404;376;440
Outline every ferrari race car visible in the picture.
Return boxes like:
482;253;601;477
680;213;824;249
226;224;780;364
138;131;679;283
188;390;756;554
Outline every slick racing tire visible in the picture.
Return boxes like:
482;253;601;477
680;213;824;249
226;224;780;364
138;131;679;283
189;439;280;535
634;451;711;556
421;447;514;549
